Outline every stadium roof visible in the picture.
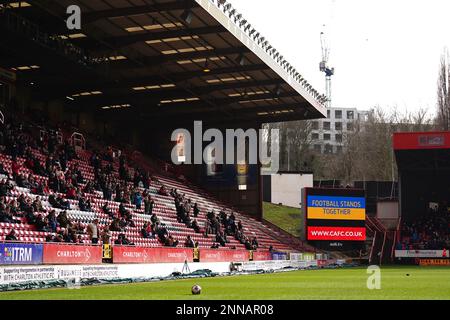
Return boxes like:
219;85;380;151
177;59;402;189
0;0;327;124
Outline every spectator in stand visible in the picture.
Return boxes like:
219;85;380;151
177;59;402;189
74;221;85;234
237;220;243;232
193;202;200;217
5;229;18;241
251;237;259;250
184;235;195;248
115;233;134;246
109;218;122;232
87;219;99;244
61;228;72;243
32;197;44;212
155;223;169;243
47;210;58;232
49;194;70;210
158;185;169;196
34;214;49;232
141;222;153;239
101;226;111;244
134;191;143;210
144;195;154;215
210;243;219;249
66;183;77;199
0;179;13;197
11;159;21;180
150;213;159;225
165;235;179;247
78;196;91;212
102;203;114;218
74;234;84;244
0;163;9;176
34;180;49;195
57;210;72;228
45;234;54;242
244;237;253;250
216;231;226;247
191;219;200;233
0;202;13;223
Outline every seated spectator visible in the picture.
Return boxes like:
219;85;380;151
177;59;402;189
251;237;259;250
57;210;72;228
150;213;159;225
193;203;200;217
141;222;154;239
244;237;253;250
45;234;55;242
34;214;49;232
165;235;179;247
102;203;114;218
74;234;84;244
61;228;73;243
78;197;91;212
32;197;44;212
154;223;168;243
47;210;58;233
66;184;77;199
0;163;9;176
0;179;13;197
216;231;226;247
5;229;18;241
184;235;195;248
115;233;134;246
191;219;200;233
74;221;85;234
144;195;155;215
210;242;219;249
158;185;169;196
83;181;94;194
49;194;70;210
11;160;21;179
0;205;14;223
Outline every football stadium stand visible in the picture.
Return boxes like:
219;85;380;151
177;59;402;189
0;117;302;254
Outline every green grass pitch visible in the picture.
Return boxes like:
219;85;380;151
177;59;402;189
1;266;449;300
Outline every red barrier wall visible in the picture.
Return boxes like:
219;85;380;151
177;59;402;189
112;246;194;263
43;244;103;264
199;249;249;262
252;251;272;261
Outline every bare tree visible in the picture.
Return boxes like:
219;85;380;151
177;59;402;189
437;50;450;130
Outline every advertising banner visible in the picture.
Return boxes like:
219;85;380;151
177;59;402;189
419;259;450;266
43;244;103;264
307;195;366;220
271;251;288;260
395;249;448;258
199;249;249;262
112;246;193;263
251;251;272;261
307;226;366;241
0;243;43;265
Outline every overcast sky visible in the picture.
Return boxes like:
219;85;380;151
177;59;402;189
231;0;450;116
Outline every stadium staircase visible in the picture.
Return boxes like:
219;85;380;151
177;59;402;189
367;216;398;265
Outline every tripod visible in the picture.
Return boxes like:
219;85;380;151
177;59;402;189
182;259;190;274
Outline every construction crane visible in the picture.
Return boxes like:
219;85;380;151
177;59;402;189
320;30;334;109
